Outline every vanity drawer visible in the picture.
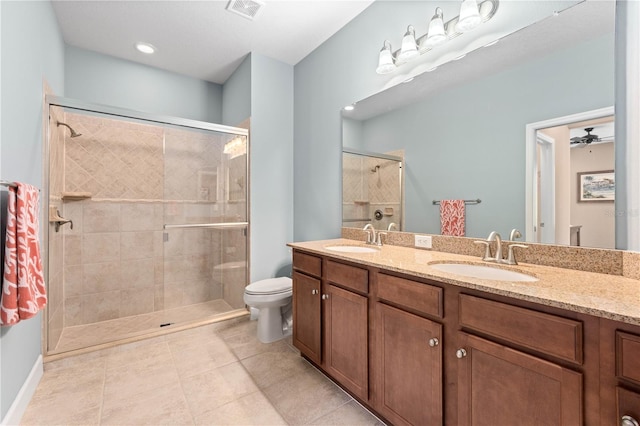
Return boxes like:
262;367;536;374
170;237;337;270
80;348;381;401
459;294;583;364
616;331;640;384
293;251;321;278
326;260;368;294
376;273;443;318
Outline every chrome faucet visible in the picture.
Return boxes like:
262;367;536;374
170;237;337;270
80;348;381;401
475;231;529;265
509;228;522;241
505;244;529;265
487;231;503;262
387;222;397;231
363;224;376;244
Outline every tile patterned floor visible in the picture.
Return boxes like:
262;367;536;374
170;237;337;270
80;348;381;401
22;317;385;425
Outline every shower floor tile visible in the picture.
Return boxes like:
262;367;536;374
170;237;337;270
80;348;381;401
22;318;386;426
53;299;236;354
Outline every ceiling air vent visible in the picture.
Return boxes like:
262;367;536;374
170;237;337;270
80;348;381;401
226;0;265;21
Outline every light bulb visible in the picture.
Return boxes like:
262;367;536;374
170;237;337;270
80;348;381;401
397;25;419;62
376;41;396;74
424;8;447;48
456;0;482;32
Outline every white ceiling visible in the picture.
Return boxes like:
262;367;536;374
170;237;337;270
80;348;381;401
51;0;374;84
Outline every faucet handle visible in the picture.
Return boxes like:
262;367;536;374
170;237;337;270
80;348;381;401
376;232;387;246
506;244;528;265
474;240;493;261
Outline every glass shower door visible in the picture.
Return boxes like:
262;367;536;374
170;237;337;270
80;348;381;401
162;126;249;325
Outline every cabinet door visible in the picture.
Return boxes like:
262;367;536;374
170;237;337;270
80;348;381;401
376;303;442;426
323;284;368;401
617;387;640;426
292;271;322;364
457;332;582;426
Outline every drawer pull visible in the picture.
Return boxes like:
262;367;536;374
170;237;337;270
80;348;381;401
456;348;467;359
322;294;330;300
429;338;439;347
311;289;319;295
622;415;639;426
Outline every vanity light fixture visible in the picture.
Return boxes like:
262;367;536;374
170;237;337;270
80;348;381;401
375;0;499;75
135;42;156;54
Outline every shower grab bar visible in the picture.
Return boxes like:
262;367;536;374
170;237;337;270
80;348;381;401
163;221;248;230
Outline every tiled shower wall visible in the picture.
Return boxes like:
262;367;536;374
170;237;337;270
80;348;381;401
342;151;403;231
58;113;248;328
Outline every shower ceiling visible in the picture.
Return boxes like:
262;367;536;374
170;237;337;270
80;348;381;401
51;0;373;85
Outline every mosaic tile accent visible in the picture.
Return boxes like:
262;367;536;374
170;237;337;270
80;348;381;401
64;112;164;200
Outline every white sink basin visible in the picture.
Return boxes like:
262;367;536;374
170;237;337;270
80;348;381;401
324;245;379;253
430;263;538;282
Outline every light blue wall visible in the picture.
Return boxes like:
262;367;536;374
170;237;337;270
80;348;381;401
294;2;434;242
222;55;251;127
65;46;223;123
357;33;614;238
250;54;294;280
0;0;65;420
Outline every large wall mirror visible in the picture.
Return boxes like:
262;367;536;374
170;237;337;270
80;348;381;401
342;0;616;249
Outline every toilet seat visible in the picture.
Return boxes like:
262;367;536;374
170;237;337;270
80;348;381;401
244;277;292;296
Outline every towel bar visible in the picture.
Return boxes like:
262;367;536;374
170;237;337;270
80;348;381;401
0;180;17;188
433;199;481;205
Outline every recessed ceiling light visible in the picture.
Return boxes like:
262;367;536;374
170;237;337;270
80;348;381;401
135;42;156;54
344;105;355;111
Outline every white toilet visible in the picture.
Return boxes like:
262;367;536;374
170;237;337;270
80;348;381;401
243;277;293;343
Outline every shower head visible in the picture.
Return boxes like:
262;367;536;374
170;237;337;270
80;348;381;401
56;121;82;138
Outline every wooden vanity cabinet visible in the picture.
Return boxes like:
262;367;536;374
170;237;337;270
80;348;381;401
323;283;368;401
374;272;445;426
456;332;582;425
292;247;640;426
600;320;640;425
292;250;370;401
292;252;322;364
456;294;587;425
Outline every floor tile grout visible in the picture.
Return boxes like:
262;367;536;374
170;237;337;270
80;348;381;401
23;318;382;426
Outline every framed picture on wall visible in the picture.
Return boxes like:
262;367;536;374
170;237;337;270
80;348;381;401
578;170;615;202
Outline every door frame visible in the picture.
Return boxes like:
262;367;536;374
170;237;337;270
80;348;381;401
525;106;614;243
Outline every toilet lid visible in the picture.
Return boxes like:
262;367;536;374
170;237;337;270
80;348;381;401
245;277;292;295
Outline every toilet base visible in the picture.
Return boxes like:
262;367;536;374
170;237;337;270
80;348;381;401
256;304;292;344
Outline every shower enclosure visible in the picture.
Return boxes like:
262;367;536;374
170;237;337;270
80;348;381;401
342;149;403;231
44;96;249;355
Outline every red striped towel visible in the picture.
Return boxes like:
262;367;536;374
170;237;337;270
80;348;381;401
1;183;47;326
439;199;465;236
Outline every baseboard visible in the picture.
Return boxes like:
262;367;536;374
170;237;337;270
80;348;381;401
1;354;43;426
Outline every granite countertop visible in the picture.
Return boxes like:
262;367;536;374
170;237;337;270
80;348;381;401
288;238;640;326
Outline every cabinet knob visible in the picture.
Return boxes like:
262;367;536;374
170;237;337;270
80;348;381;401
311;289;319;295
622;415;640;426
456;348;467;359
428;338;439;347
322;294;329;300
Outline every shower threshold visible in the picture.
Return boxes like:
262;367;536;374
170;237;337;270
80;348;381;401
48;299;248;358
